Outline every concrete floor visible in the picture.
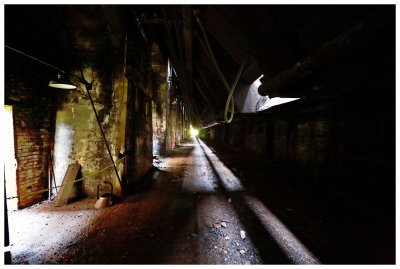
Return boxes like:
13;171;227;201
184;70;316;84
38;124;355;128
205;138;395;264
7;137;393;264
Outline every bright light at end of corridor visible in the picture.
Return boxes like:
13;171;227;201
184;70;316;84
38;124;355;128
190;125;199;137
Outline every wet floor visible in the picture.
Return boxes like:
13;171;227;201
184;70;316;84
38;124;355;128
7;137;393;264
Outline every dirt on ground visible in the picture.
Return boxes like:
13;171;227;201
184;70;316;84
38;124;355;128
9;137;391;264
8;138;269;264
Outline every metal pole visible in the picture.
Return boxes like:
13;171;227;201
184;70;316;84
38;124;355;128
84;86;123;189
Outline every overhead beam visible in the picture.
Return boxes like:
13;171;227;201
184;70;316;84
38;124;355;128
258;15;389;97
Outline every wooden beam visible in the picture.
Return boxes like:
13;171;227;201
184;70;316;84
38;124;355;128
53;164;80;207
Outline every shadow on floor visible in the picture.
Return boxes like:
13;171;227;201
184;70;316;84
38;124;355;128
198;139;300;264
201;138;395;264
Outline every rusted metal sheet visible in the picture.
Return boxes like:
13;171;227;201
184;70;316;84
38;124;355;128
53;164;80;207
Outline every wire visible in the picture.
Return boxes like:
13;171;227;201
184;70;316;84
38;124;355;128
195;22;231;93
224;58;246;123
5;45;66;74
5;45;88;84
193;11;246;123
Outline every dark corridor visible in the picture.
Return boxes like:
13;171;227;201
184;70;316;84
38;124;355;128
4;4;396;265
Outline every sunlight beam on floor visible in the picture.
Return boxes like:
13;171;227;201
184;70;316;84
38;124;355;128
197;138;320;264
243;194;319;264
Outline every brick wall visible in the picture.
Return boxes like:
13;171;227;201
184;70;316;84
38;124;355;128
5;72;53;208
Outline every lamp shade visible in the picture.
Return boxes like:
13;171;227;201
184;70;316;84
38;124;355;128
49;74;77;90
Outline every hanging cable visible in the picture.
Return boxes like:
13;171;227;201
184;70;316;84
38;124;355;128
193;11;246;123
224;58;246;123
194;13;230;93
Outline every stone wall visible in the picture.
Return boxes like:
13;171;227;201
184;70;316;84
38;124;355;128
204;95;394;209
151;45;187;156
124;28;155;188
151;43;168;156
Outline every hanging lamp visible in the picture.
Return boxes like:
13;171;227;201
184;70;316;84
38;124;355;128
48;73;77;89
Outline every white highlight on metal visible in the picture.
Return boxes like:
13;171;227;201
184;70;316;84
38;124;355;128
241;74;300;113
253;74;264;87
258;97;300;111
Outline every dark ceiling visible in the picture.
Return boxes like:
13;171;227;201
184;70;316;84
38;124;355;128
5;5;395;126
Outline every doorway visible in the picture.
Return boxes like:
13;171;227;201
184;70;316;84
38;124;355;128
4;105;18;211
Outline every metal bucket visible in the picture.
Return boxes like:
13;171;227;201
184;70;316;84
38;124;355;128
94;181;113;209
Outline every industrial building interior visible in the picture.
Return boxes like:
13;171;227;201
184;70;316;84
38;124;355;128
3;4;395;265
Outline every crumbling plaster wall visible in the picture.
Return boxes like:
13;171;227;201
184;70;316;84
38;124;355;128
53;68;127;198
166;83;185;151
151;45;186;156
151;43;168;156
53;6;128;197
